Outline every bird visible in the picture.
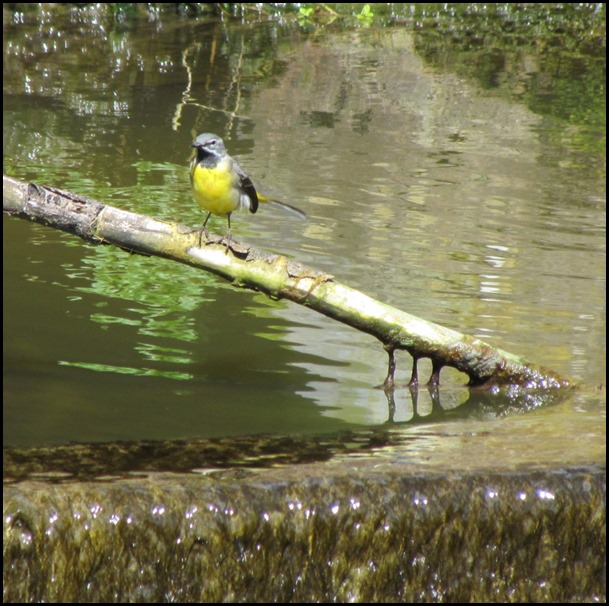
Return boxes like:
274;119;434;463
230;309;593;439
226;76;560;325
189;133;305;247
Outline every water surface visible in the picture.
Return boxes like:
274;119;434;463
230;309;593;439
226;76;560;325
3;5;605;459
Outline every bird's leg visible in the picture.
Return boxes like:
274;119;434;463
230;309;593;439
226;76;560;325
223;214;232;252
198;212;212;247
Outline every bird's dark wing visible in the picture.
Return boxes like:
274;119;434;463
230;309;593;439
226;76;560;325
234;162;259;214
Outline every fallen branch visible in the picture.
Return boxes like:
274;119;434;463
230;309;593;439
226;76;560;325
3;174;575;390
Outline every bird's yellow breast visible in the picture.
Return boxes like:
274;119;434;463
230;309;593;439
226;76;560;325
191;157;240;217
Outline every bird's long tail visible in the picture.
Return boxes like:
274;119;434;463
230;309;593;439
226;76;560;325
261;197;307;220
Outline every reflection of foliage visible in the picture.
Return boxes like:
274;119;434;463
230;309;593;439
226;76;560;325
409;3;605;136
356;5;374;22
55;241;220;376
527;64;605;128
4;3;603;143
69;245;215;342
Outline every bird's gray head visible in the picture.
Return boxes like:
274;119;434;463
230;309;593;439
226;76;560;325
192;133;227;157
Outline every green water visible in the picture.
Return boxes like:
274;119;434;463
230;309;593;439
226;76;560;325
3;4;605;456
